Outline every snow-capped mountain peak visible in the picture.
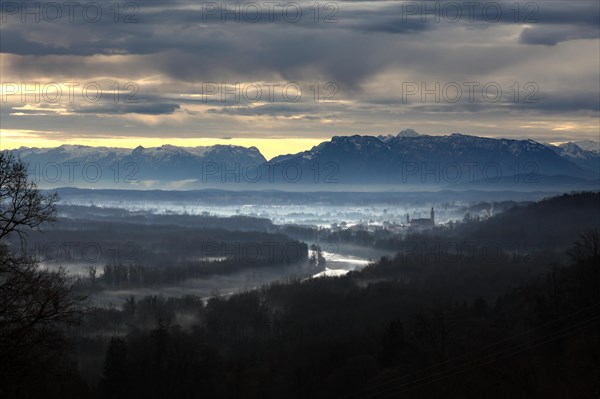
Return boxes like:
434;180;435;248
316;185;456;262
397;128;421;137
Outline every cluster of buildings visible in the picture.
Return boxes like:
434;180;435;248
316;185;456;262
329;207;437;233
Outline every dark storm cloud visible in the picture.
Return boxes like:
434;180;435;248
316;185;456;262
513;91;600;114
207;104;320;117
388;89;599;112
2;1;597;58
354;0;599;44
10;102;181;115
4;91;182;116
75;102;181;115
520;26;600;46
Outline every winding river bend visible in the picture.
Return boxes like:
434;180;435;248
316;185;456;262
88;245;393;307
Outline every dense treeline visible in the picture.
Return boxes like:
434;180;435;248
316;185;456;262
19;219;306;273
57;205;275;232
94;244;308;288
460;191;600;249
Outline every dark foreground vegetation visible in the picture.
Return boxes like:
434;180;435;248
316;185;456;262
8;228;599;399
1;152;599;398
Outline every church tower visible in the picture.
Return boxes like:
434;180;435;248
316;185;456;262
430;207;435;225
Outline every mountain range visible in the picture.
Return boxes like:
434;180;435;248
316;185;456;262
3;130;599;190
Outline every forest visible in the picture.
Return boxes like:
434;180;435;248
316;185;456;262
6;226;598;399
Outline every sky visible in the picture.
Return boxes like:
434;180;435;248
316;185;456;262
0;0;599;158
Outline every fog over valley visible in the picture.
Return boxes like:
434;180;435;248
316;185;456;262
2;0;599;395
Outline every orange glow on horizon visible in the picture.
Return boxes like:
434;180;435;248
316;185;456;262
0;132;324;160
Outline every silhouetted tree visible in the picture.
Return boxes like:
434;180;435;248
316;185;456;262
0;153;58;244
100;337;130;399
0;153;85;397
381;319;404;367
471;296;488;317
567;228;600;306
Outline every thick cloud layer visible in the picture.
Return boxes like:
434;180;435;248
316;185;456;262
1;0;599;145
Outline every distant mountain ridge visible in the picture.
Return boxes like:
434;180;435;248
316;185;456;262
5;144;266;188
547;141;600;175
11;143;266;165
268;130;599;187
3;131;599;189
